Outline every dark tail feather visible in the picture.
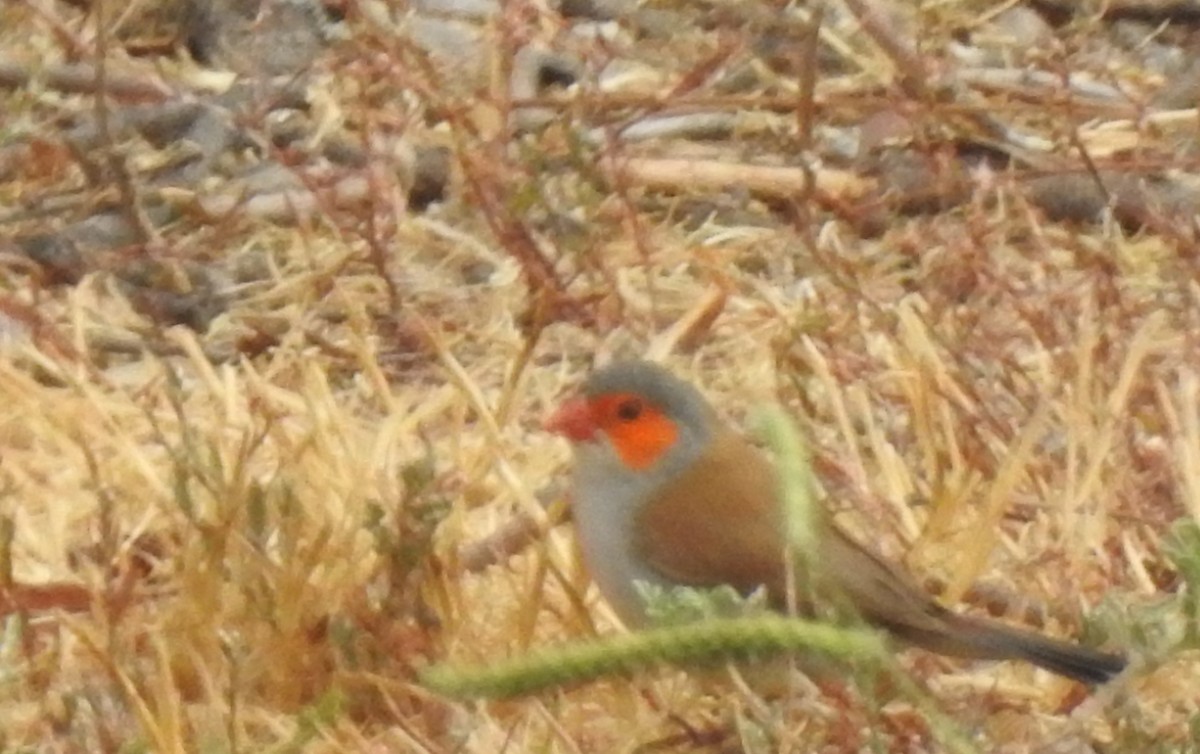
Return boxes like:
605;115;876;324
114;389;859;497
997;627;1126;685
946;615;1127;685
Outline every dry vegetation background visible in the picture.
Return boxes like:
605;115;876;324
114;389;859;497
3;0;1200;751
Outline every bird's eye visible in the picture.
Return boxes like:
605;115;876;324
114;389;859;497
616;399;643;421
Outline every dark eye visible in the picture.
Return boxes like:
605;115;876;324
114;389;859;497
616;399;643;421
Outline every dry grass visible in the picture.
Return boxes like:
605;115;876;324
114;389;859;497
3;0;1200;751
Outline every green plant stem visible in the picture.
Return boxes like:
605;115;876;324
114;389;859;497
422;615;884;699
752;406;816;557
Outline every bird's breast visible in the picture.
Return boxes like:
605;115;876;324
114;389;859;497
570;444;676;625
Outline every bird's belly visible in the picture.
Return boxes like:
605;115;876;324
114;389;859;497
571;466;672;626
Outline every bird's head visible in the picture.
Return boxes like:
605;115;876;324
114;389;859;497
546;361;715;475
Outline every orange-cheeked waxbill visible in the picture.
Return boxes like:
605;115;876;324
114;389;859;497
546;360;1126;685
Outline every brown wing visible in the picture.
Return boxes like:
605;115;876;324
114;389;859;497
631;427;957;637
634;429;1127;680
632;429;791;598
817;520;958;635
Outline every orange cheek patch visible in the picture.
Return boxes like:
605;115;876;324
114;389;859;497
592;394;679;470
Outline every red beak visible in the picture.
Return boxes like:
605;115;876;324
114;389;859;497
545;397;596;442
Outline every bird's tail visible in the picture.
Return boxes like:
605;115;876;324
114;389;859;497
931;613;1126;685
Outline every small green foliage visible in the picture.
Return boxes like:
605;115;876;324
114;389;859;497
395;441;451;574
360;438;449;634
637;581;768;626
1087;591;1174;660
1163;518;1200;647
245;481;268;550
399;451;436;496
284;688;347;751
1086;516;1200;668
386;480;448;573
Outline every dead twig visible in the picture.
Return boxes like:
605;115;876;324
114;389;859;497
609;156;874;201
0;59;172;101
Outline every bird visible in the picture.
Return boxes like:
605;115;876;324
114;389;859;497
546;359;1127;685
